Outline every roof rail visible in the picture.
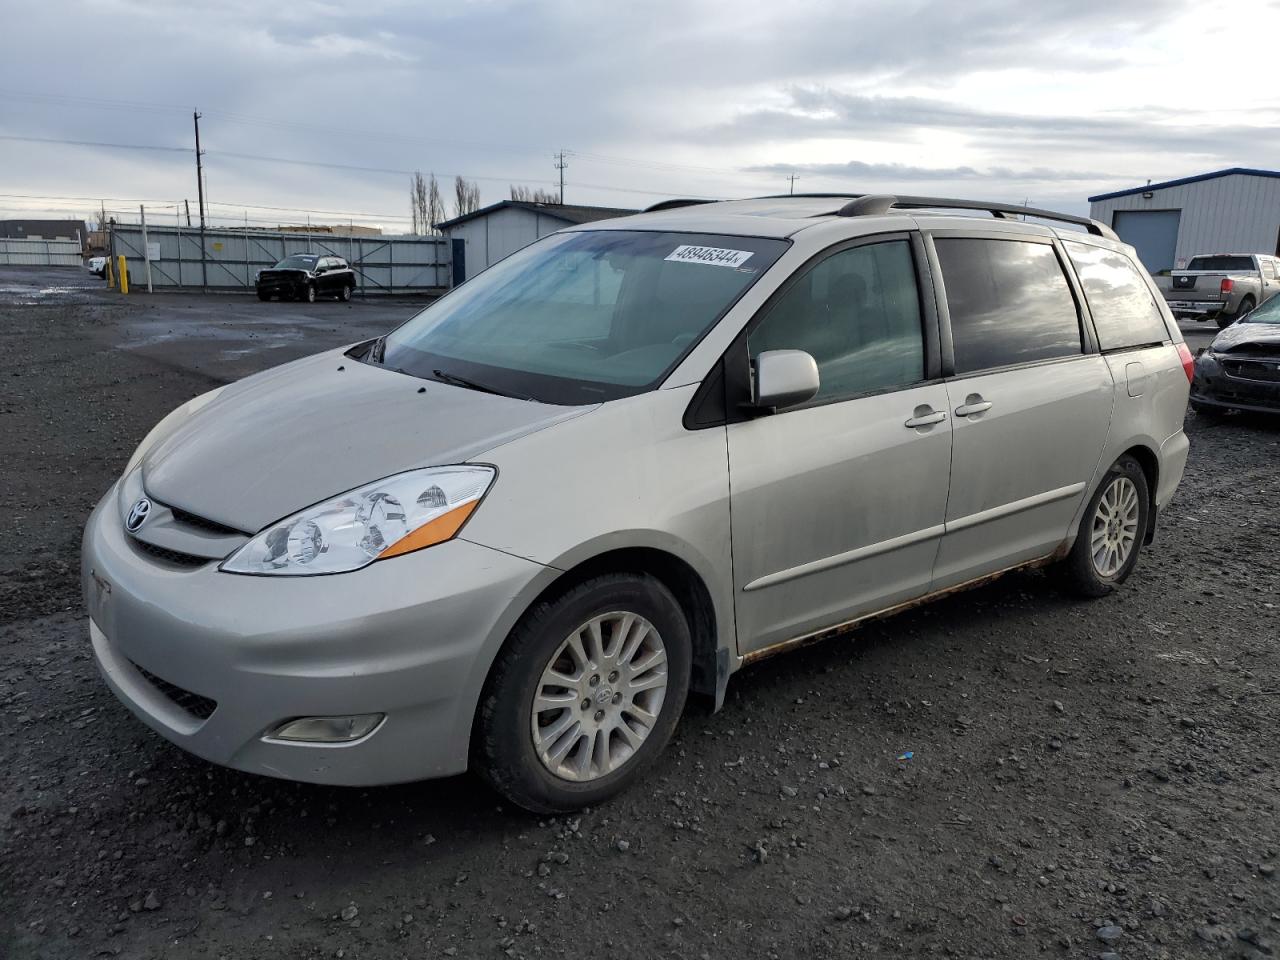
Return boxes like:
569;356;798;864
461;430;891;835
642;198;717;213
835;194;1117;240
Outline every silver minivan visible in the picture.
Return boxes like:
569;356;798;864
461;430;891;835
82;195;1192;812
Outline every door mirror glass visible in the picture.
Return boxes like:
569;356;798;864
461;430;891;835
754;350;820;410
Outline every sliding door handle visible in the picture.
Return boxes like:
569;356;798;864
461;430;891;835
904;408;947;429
955;395;993;417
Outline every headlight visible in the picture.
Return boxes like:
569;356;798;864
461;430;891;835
220;466;495;576
125;387;225;475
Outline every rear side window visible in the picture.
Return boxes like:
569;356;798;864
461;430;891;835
934;238;1082;374
748;239;925;402
1186;255;1254;272
1064;240;1169;349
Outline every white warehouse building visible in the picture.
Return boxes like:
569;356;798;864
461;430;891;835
436;201;637;282
1089;168;1280;274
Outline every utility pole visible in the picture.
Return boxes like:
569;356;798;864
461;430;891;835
554;151;567;204
787;173;799;195
139;204;153;293
184;198;191;227
193;111;208;291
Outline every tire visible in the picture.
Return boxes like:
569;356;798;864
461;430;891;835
1220;297;1253;329
340;284;352;302
473;573;692;814
1056;455;1150;598
256;289;270;301
304;283;317;304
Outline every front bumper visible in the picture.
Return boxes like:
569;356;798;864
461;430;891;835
81;486;557;785
1191;353;1280;413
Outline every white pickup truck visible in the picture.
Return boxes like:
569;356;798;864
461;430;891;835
1156;253;1280;329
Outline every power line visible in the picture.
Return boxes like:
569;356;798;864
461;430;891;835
0;88;751;184
0;134;189;153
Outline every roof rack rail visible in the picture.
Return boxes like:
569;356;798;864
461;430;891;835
835;194;1117;240
642;198;717;213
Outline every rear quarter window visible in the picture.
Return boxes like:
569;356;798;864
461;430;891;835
1064;241;1169;350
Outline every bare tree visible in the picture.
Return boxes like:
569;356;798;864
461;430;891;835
510;184;560;204
427;174;446;232
453;176;481;218
410;172;429;234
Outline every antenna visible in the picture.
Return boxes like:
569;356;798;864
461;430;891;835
786;173;799;195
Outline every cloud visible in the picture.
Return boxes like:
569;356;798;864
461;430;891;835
1;0;1278;221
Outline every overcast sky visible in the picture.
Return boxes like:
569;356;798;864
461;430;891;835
4;0;1280;232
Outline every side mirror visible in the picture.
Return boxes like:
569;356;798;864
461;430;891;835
753;350;820;411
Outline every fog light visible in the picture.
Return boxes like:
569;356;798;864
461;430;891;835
268;714;384;743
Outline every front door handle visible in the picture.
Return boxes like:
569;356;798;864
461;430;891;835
904;406;947;429
955;394;993;417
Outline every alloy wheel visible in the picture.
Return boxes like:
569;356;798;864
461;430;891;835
1090;476;1140;578
531;611;668;782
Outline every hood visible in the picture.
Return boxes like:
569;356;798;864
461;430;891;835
142;349;588;532
1213;321;1280;353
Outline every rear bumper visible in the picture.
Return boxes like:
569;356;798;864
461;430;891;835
1166;300;1225;318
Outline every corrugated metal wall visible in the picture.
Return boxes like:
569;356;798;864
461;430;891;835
0;237;82;266
1090;174;1280;269
108;224;451;293
447;207;567;280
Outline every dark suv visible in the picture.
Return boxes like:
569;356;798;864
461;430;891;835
256;254;356;303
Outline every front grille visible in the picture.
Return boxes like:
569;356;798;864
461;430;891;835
130;661;218;720
1223;359;1280;383
1221;343;1280;359
131;539;210;568
167;505;246;537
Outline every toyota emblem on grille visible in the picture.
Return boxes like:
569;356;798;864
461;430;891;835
126;497;153;532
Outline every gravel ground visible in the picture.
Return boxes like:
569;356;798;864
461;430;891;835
2;268;1277;959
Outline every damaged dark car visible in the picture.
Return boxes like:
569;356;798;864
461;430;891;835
1191;295;1280;415
255;254;356;303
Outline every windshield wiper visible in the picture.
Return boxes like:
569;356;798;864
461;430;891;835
431;368;532;401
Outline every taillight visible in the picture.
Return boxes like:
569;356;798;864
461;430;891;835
1221;278;1234;294
1176;342;1195;383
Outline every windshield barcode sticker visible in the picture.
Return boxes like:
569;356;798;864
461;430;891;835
665;245;754;268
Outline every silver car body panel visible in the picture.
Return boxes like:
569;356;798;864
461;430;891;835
141;350;589;533
82;199;1191;786
727;383;952;654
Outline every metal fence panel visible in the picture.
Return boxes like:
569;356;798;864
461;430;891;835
0;237;82;266
108;224;451;294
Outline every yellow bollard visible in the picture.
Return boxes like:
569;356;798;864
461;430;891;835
117;255;129;294
105;257;115;289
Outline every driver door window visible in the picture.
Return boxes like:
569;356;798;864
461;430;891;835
748;239;926;403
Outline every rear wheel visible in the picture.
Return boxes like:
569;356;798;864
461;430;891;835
1056;455;1149;598
1220;297;1253;329
474;573;691;813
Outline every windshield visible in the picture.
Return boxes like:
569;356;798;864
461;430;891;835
1242;295;1280;324
379;230;789;404
1186;255;1253;272
273;255;318;270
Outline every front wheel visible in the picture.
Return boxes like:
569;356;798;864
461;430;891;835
474;573;691;813
304;283;317;304
1055;455;1150;598
340;284;353;302
256;289;271;301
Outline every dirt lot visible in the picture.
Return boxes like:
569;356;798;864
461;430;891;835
2;267;1277;960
